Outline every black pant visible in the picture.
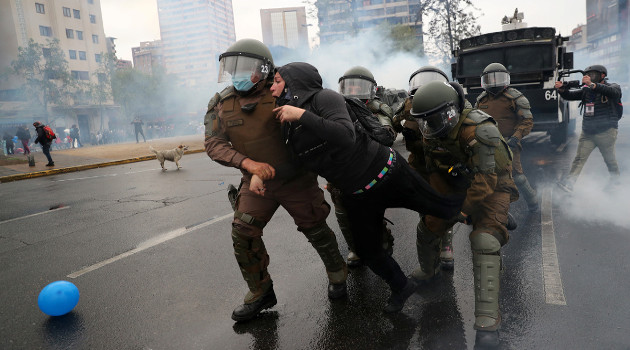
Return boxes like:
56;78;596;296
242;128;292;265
341;151;462;291
41;142;53;164
135;130;146;142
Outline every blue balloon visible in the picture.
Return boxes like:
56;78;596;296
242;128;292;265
38;281;80;316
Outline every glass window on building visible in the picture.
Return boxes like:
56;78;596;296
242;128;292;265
90;14;96;24
73;9;81;19
92;35;99;44
77;31;83;40
71;70;90;80
66;29;74;39
79;51;87;60
69;50;77;59
39;26;52;37
63;7;71;17
284;11;299;49
270;12;285;47
95;53;101;63
35;3;45;14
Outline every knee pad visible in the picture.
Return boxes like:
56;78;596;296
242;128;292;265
470;232;501;255
231;228;268;268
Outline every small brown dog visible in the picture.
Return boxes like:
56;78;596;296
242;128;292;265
149;145;188;170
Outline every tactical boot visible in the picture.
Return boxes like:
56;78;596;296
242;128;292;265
514;174;538;212
471;233;502;332
384;278;418;313
410;219;442;284
556;176;576;194
231;285;277;322
302;224;348;299
440;228;454;270
346;251;362;268
231;229;275;321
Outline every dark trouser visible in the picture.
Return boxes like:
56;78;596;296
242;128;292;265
21;140;30;154
341;151;462;292
41;143;53;164
135;130;146;143
231;171;344;302
6;142;14;154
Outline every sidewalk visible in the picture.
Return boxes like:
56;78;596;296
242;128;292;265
0;134;206;183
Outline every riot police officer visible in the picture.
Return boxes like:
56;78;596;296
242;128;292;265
204;39;347;322
476;63;538;211
331;66;396;267
410;81;519;344
555;64;622;192
393;66;463;270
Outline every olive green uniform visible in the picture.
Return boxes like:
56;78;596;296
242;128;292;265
204;85;347;304
476;89;537;208
413;109;519;331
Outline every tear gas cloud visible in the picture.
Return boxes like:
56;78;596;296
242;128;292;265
272;28;436;92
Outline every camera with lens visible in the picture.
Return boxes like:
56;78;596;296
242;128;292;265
562;80;581;89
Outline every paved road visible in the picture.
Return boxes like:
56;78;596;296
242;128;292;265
1;123;629;349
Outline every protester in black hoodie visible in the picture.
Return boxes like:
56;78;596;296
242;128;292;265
256;62;462;313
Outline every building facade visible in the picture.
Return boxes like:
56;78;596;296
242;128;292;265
132;40;164;75
156;0;236;88
315;0;423;47
260;7;309;50
0;0;116;137
584;0;629;86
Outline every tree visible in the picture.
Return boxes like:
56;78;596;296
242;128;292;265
86;53;116;131
387;24;424;54
424;0;481;66
10;38;73;123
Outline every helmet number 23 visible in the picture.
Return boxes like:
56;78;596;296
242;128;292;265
544;89;557;101
260;65;269;74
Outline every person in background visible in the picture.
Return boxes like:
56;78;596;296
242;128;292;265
3;131;14;154
70;124;82;148
555;64;623;193
33;121;54;166
131;117;146;143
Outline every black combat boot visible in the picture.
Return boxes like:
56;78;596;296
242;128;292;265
231;286;277;322
383;277;417;313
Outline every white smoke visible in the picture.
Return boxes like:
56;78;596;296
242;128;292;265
273;28;437;91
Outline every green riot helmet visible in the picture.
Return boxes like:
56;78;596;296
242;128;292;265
408;66;449;96
584;64;607;83
338;66;377;100
410;81;463;139
481;63;510;95
218;39;274;95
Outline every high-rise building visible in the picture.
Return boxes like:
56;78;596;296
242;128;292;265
260;7;309;50
0;0;115;133
315;0;423;47
156;0;236;88
585;0;629;85
132;40;164;75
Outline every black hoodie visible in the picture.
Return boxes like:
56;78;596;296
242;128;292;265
277;62;390;193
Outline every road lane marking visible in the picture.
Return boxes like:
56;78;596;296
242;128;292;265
53;168;161;182
541;187;567;305
0;206;70;225
67;212;233;279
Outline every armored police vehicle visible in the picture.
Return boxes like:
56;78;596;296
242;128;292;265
451;13;579;146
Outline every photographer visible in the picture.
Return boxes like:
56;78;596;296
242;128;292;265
555;65;622;192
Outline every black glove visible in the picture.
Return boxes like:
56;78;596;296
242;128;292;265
507;136;519;149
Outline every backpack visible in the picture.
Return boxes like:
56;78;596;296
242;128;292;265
344;97;395;146
43;125;56;141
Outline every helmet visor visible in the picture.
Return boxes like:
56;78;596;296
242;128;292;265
339;78;375;99
481;71;510;91
218;55;271;85
409;71;448;94
417;104;460;139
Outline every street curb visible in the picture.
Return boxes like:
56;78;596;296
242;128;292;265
0;149;205;183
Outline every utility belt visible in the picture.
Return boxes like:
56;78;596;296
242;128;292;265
353;148;396;194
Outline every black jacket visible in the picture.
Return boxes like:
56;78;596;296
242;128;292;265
559;80;622;134
16;128;30;141
34;125;50;145
277;62;389;193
